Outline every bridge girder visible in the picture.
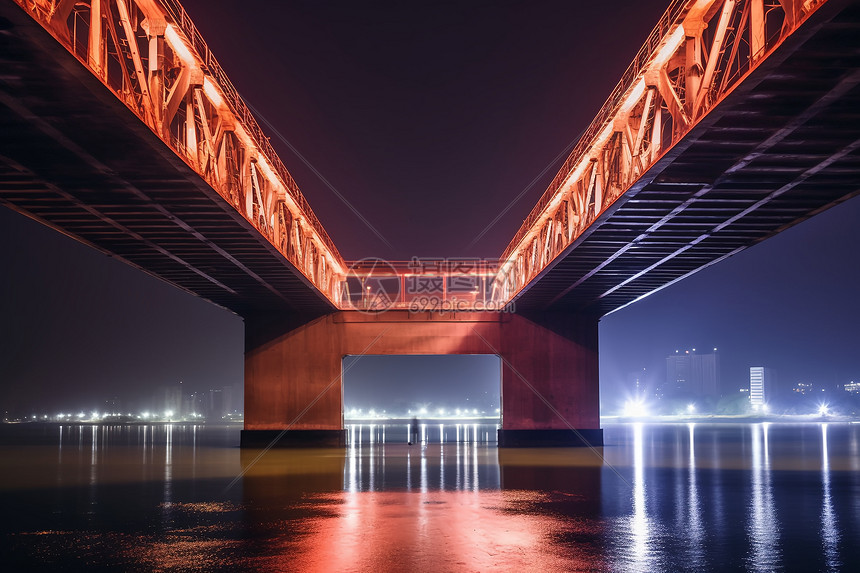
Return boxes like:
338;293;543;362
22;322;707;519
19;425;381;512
5;0;345;305
495;0;860;314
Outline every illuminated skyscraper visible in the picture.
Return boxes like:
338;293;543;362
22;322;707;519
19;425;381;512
749;367;774;408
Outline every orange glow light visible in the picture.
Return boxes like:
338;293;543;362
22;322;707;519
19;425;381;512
202;77;224;109
164;24;195;67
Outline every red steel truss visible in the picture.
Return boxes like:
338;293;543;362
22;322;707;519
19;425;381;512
12;0;346;303
5;0;854;314
494;0;832;305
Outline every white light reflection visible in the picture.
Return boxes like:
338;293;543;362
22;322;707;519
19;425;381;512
686;423;704;568
472;435;479;491
141;425;148;465
406;444;412;491
88;425;99;514
358;425;365;490
747;423;781;571
341;422;494;493
57;425;63;468
420;443;428;493
91;424;98;468
820;424;841;571
455;437;462;490
368;424;376;492
162;424;174;526
346;425;359;493
628;422;654;572
440;441;445;490
463;442;472;491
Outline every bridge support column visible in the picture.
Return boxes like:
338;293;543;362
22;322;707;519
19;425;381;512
497;313;602;447
241;312;348;448
240;311;602;448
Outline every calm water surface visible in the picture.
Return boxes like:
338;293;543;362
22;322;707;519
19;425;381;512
1;422;859;572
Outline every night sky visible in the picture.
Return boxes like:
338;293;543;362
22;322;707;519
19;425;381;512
2;0;859;414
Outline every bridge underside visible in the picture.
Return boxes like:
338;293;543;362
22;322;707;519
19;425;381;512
515;1;860;314
0;4;333;329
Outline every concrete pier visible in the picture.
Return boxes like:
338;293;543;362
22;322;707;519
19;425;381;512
243;311;602;447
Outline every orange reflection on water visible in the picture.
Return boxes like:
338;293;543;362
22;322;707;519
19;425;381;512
253;489;604;572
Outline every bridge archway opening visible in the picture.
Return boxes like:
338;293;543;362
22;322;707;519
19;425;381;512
342;354;501;443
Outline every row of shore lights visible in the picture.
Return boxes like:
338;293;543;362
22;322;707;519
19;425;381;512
29;411;205;421
348;407;501;418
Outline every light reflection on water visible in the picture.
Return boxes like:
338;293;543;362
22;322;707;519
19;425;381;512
687;423;705;570
2;422;860;571
747;422;780;571
345;424;501;493
628;422;653;572
821;424;841;572
346;421;497;447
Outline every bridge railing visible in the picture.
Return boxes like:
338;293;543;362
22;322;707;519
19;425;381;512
13;0;346;304
156;0;338;260
494;0;827;305
500;0;686;260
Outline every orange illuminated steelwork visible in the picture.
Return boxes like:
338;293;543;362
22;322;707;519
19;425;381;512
494;0;831;305
11;0;346;303
5;0;849;314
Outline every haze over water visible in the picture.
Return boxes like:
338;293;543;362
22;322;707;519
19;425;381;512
2;422;858;571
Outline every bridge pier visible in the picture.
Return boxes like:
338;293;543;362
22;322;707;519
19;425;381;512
241;311;602;448
497;312;602;447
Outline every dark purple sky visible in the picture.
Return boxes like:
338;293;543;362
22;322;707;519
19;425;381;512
2;0;859;414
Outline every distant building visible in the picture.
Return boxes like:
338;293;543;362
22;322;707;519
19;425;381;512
231;382;244;414
664;348;720;398
222;386;235;416
204;386;243;420
159;385;182;417
183;391;205;417
222;383;243;416
749;367;775;408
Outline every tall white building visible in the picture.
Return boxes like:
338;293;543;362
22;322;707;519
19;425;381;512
749;367;774;408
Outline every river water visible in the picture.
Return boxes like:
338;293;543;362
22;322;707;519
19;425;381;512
1;422;858;571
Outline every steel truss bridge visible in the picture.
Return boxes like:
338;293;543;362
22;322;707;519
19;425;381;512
2;0;859;319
